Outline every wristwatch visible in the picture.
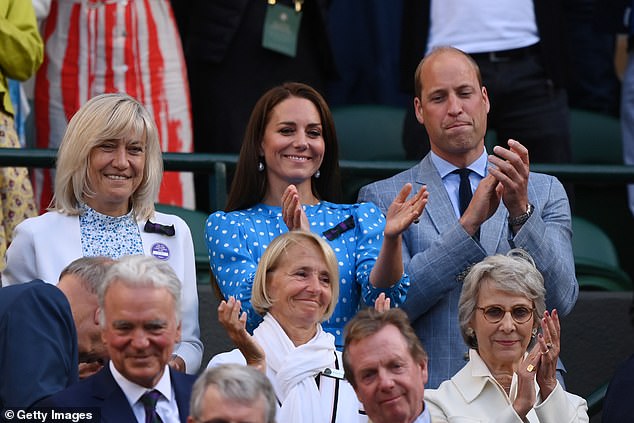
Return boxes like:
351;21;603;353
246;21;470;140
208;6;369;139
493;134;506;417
508;203;534;226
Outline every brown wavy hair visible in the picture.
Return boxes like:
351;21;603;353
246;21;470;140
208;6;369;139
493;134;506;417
225;82;341;211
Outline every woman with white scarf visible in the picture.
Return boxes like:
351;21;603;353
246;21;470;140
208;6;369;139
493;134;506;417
209;231;368;423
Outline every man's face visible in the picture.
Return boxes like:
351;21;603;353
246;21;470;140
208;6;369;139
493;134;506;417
187;385;268;423
347;325;428;423
101;280;181;388
414;50;490;167
60;273;108;365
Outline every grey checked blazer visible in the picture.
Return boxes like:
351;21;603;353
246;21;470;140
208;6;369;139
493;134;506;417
358;154;578;388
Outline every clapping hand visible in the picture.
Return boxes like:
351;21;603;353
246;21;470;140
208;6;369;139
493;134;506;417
488;139;530;219
513;309;560;418
282;185;311;231
374;292;391;313
535;309;560;398
218;297;266;373
384;183;428;239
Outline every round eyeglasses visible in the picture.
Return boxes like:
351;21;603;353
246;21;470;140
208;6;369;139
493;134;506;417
476;305;534;324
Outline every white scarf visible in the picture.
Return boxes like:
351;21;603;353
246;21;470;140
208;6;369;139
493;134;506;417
253;314;336;423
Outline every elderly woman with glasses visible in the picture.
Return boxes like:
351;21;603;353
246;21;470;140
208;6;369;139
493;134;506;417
425;249;588;422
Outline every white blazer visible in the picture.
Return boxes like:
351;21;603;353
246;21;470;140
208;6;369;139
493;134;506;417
2;210;203;373
425;350;589;422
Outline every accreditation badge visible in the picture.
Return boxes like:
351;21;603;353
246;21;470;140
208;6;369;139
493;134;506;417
262;1;302;57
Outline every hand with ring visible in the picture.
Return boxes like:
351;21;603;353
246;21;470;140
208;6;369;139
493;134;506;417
536;309;560;399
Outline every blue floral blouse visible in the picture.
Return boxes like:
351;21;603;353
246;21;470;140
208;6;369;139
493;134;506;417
79;203;143;258
205;201;409;347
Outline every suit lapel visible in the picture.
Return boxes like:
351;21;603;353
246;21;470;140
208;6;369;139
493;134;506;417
415;154;509;252
480;205;507;252
171;369;192;423
92;366;138;423
416;155;463;235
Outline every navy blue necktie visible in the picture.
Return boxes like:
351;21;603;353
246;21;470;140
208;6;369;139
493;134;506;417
453;168;473;216
139;390;163;423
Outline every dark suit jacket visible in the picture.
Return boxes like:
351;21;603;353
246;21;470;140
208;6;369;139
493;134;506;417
603;353;634;423
39;365;196;423
399;0;569;92
0;280;78;408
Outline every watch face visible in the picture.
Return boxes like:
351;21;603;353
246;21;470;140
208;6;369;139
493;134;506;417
509;203;533;226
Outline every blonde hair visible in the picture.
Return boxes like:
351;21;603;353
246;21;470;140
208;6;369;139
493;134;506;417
251;231;340;321
51;93;162;220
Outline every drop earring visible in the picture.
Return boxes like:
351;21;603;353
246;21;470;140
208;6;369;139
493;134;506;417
258;161;265;172
314;169;321;179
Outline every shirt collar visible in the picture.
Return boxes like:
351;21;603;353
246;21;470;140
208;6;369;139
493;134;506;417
453;349;525;403
110;361;173;406
413;401;432;423
430;149;489;179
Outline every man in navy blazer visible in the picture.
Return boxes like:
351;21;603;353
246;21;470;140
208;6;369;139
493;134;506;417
40;255;196;422
358;47;578;388
0;257;111;408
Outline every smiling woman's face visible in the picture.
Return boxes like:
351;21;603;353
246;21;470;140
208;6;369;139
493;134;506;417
85;136;146;216
470;278;537;371
259;96;325;195
266;239;333;334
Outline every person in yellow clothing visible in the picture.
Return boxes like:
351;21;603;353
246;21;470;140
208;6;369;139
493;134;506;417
0;0;42;272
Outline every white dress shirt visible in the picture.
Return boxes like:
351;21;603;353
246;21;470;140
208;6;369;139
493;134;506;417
110;362;181;423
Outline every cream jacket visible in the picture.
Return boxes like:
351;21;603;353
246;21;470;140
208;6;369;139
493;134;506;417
425;349;588;422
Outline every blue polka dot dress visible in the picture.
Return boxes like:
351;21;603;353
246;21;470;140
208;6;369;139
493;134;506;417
205;201;410;348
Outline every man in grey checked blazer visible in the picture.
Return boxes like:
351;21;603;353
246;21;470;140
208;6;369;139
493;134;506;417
358;46;578;388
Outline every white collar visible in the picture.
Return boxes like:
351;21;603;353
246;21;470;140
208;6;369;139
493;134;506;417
110;361;173;407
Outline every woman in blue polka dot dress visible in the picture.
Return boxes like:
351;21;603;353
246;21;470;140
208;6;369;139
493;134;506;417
206;83;428;348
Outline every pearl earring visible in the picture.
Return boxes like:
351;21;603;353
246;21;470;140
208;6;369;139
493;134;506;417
258;161;265;172
314;169;321;179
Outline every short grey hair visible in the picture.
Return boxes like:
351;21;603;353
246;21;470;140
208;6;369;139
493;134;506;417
58;256;115;295
98;255;182;326
190;364;277;423
458;248;546;349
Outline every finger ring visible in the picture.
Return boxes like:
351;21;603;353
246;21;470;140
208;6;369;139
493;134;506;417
546;342;553;349
413;218;420;224
526;364;535;372
541;348;549;355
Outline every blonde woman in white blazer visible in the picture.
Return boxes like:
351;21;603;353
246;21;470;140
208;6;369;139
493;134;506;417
2;93;202;374
426;250;588;422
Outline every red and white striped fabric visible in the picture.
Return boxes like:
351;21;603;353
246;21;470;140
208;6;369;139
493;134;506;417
34;0;194;211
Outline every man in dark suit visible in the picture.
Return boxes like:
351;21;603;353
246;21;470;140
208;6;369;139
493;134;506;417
40;255;196;423
0;256;111;408
359;47;578;388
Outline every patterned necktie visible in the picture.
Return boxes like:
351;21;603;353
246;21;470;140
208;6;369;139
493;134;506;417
139;390;163;423
453;168;473;216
